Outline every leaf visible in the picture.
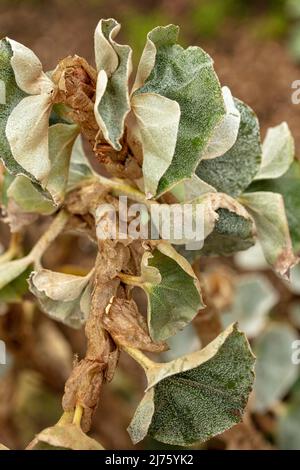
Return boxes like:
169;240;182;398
34;423;104;450
0;266;32;303
133;25;226;196
254;122;295;180
128;323;255;445
29;269;93;329
171;174;216;203
235;242;268;271
197;99;262;197
277;403;300;450
289;263;300;294
249;160;300;253
240;191;297;277
45;123;79;204
140;243;204;342
201;86;240;161
131;92;180;198
94;18;132;150
0;256;32;290
201;208;256;256
0;444;9;450
67;135;94;190
253;323;299;412
222;275;279;337
7;175;55;215
1;39;56;185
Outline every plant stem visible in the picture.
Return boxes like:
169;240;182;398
118;272;143;287
29;210;69;264
120;344;156;372
73;404;84;426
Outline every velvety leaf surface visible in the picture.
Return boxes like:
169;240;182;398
197;99;262;197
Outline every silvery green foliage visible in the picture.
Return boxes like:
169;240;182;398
0;18;299;448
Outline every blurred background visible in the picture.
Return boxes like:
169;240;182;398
0;0;300;450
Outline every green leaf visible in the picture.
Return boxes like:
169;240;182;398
7;175;55;215
133;25;226;196
254;122;294;181
239;191;297;277
140;243;204;342
197;99;262;197
0;38;55;185
29;269;93;328
128;323;255;446
277;403;300;450
67;135;94;191
94;18;132;151
222;275;278;337
0;256;32;290
249;160;300;253
45;123;79;204
253;323;299;412
201;208;255;256
0;266;31;303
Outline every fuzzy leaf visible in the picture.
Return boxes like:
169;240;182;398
29;269;93;328
128;323;255;445
133;25;226;196
240;191;297;277
249;160;300;253
94;18;132;150
0;38;55;185
277;403;300;450
131;92;180;198
254;122;295;181
140;243;204;342
197;99;262;197
253;323;299;412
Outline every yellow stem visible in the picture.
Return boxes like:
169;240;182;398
118;272;143;287
120;343;156;371
73;404;84;426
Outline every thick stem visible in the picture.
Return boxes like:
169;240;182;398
118;343;155;372
0;233;22;263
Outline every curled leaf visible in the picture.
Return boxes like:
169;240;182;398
33;423;104;450
94;18;132;150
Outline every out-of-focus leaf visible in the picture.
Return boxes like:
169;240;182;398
45;123;79;205
128;323;255;446
240;192;297;277
29;269;93;328
197;99;262;197
253;323;299;412
289;263;300;294
249;161;300;253
222;275;278;337
140;243;204;342
254;122;294;181
67;135;94;191
0;266;31;303
0;444;9;450
133;25;226;196
7;175;55;215
94;18;132;151
0;256;32;290
235;242;268;271
277;404;300;450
